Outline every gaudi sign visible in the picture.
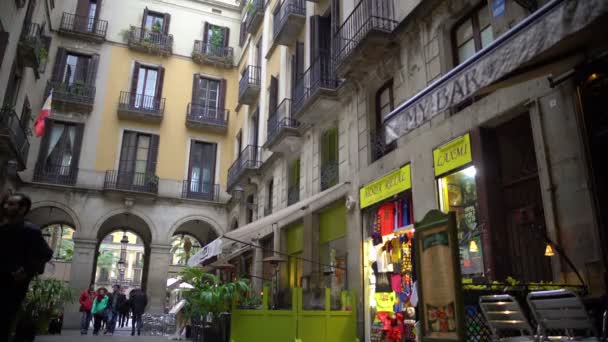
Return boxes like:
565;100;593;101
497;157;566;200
433;134;472;176
360;164;411;209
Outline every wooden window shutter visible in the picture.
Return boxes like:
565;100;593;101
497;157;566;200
239;21;246;47
296;42;304;76
223;27;230;47
207;143;217;185
141;7;149;29
130;61;141;105
291;54;296;100
269;76;278;114
75;0;90;18
118;131;137;174
203;22;209;44
155;66;165;101
187;140;197;182
35;119;54;169
0;31;9;69
95;0;103;19
86;54;99;86
51;47;67;82
191;73;199;104
69;123;85;177
163;13;171;34
310;15;319;62
74;56;90;84
146;134;160;175
219;79;227;111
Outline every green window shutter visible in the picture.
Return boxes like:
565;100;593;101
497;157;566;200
319;202;346;244
290;158;300;185
286;223;304;255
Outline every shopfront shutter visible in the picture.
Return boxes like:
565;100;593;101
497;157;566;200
69;123;85;177
51;47;67;82
319;203;346;244
163;13;171;34
146;134;160;175
86;53;99;86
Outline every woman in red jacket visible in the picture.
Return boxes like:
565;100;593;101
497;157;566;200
79;284;95;335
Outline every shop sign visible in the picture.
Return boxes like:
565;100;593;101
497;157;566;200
414;210;464;341
433;134;472;176
187;238;222;267
359;164;411;209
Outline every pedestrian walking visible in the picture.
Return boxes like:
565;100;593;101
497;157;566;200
104;284;123;335
0;193;53;342
129;288;148;336
91;288;109;335
79;284;96;335
118;289;130;328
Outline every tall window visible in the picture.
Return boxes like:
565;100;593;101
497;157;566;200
118;130;159;186
267;179;274;214
288;158;300;205
144;11;165;32
87;0;98;31
188;141;217;197
453;2;494;64
236;130;243;158
321;127;339;190
203;23;228;52
193;76;220;111
135;66;158;108
372;80;396;161
3;62;22;108
63;53;91;85
51;48;99;91
246;194;255;224
36;120;83;178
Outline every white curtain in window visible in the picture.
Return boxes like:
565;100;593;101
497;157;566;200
46;125;64;158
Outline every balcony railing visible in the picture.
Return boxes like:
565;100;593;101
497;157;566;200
103;170;159;194
228;145;263;189
267;99;300;143
47;81;96;109
33;164;78;186
293;53;340;115
182;180;220;202
118;91;165;121
0;107;30;169
333;0;397;67
239;65;261;104
18;22;43;69
59;12;108;41
272;0;305;45
320;160;339;191
370;129;396;162
186;103;229;130
287;184;300;206
192;40;234;66
245;0;265;34
127;26;173;56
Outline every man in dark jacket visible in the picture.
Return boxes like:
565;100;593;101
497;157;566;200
105;284;126;335
0;193;53;341
129;288;148;336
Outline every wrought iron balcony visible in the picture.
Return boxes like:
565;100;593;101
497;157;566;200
127;26;173;56
103;170;159;195
265;99;301;153
0;107;30;170
18;22;43;70
117;91;165;123
47;81;95;113
239;65;261;105
227;145;263;190
245;0;265;34
58;12;108;42
292;53;341;123
333;0;397;78
270;0;305;49
181;180;220;202
287;184;300;206
192;40;234;67
33;164;78;186
186;103;229;132
320;160;339;191
370;129;396;162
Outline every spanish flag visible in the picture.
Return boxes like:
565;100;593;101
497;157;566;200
34;90;52;137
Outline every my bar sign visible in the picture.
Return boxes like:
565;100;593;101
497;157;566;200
360;164;411;209
433;134;472;176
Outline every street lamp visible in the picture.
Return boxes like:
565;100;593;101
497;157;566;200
118;232;129;282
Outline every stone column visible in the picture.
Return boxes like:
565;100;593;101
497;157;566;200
251;239;263;294
63;238;97;329
146;244;171;313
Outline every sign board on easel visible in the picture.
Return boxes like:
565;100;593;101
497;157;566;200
414;210;464;341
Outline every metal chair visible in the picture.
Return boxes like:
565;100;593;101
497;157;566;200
527;289;599;341
479;294;535;341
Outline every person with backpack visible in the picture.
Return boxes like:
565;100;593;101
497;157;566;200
91;288;109;335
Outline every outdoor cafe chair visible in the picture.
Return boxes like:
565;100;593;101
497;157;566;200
479;294;535;341
527;289;599;341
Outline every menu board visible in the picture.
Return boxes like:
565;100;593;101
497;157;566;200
414;210;464;341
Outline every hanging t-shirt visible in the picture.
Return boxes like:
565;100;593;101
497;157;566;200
374;291;396;313
378;203;395;236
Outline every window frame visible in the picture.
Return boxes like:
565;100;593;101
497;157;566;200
451;1;492;66
375;79;394;129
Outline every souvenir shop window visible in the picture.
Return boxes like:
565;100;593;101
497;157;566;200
365;191;417;342
437;165;483;276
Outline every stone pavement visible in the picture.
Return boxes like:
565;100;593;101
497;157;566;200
36;329;173;342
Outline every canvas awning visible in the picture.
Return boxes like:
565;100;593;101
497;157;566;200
187;237;223;266
384;0;608;143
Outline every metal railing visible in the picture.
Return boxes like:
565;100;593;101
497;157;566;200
287;184;300;205
128;26;173;55
20;21;42;43
59;12;108;39
267;99;300;143
245;0;265;33
186;103;229;128
227;145;263;188
370;129;396;162
103;170;159;194
193;40;234;63
333;0;397;66
320;160;339;191
239;65;261;98
273;0;305;38
293;52;340;114
47;81;96;106
118;91;165;117
33;164;78;185
181;180;220;201
0;107;30;166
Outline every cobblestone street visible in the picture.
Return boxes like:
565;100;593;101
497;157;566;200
36;329;173;342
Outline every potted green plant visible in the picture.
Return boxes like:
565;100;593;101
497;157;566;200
180;267;250;342
21;277;74;335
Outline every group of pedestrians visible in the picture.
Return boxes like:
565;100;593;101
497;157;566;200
79;284;148;336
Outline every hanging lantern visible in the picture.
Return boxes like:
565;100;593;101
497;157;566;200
544;243;555;257
468;240;479;253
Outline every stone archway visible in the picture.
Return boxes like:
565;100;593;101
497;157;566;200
168;218;219;275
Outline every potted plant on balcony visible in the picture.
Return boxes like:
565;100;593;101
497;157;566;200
180;267;250;342
151;19;162;33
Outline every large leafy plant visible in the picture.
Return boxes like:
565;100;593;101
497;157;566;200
180;267;250;320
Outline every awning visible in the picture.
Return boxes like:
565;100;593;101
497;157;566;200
384;0;608;143
187;237;223;266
